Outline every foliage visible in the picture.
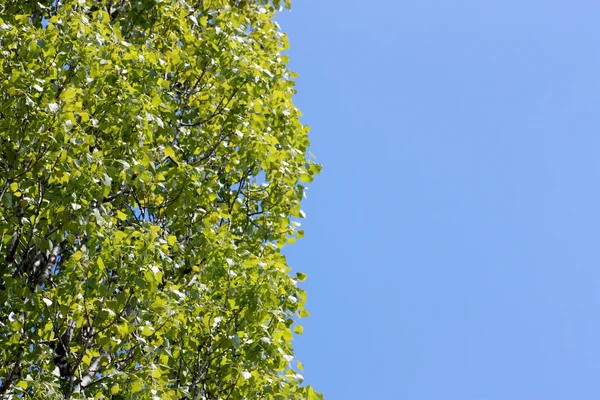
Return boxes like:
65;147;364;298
0;0;321;398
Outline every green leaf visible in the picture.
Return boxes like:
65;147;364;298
308;386;324;400
296;272;308;282
114;230;127;243
62;88;77;100
131;380;143;393
111;384;120;394
164;146;176;159
151;369;162;378
141;326;154;336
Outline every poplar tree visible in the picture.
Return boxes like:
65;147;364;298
0;1;321;398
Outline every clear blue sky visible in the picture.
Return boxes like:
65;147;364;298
277;1;600;399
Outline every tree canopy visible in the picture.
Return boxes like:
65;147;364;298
0;0;321;398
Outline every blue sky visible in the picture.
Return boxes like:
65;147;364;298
277;1;600;399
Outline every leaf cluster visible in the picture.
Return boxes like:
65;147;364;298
0;0;321;398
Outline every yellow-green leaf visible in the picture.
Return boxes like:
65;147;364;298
164;146;175;159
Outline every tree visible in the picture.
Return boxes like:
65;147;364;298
0;0;322;398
